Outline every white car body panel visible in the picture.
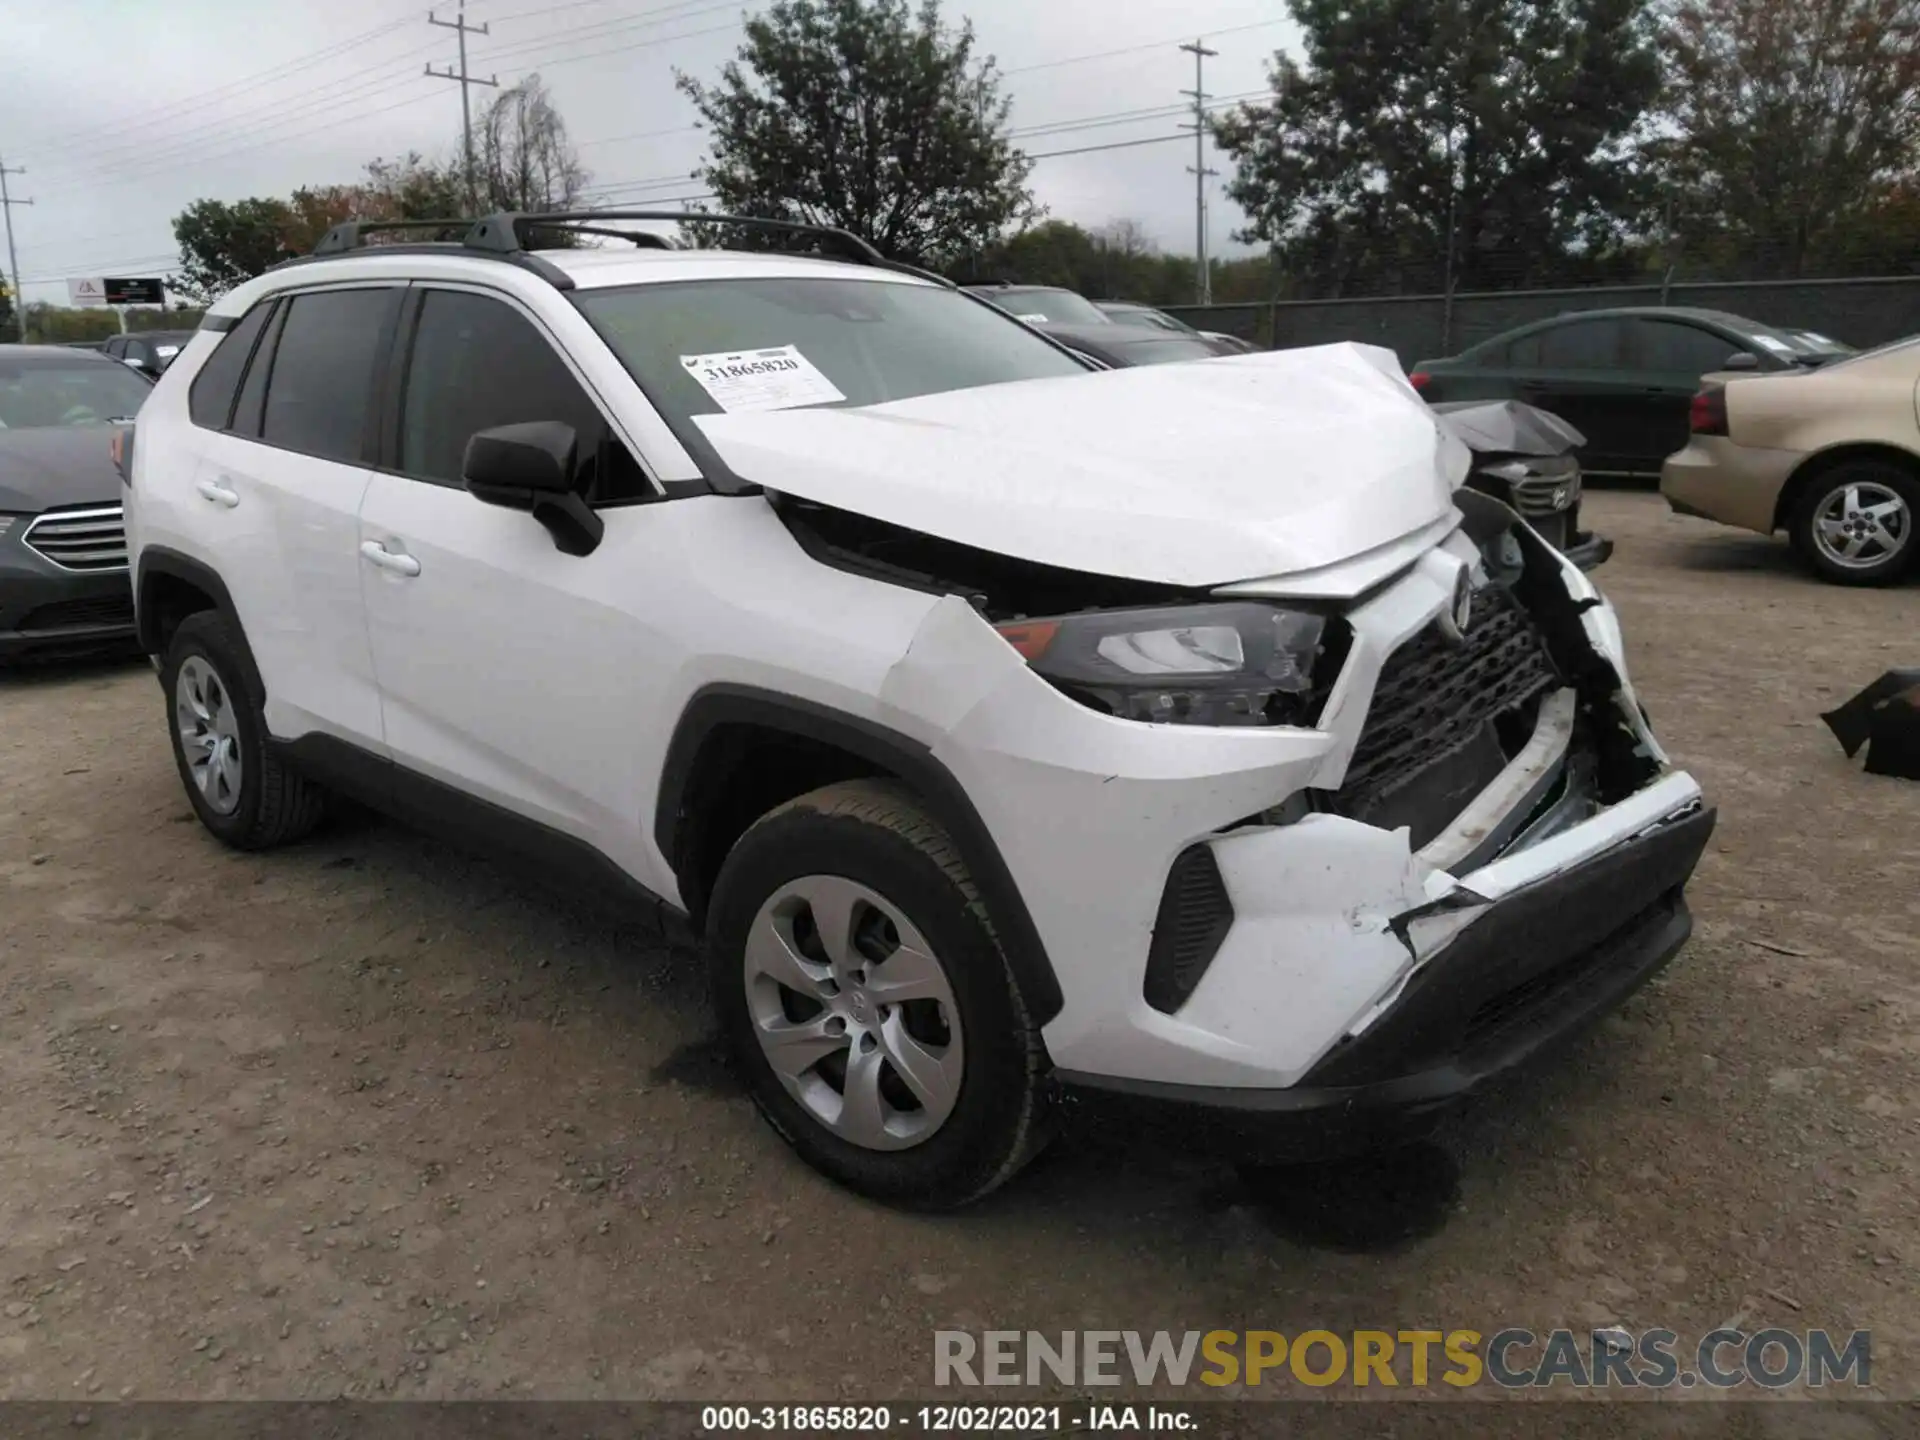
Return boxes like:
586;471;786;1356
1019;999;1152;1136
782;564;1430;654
128;243;1707;1103
695;343;1471;587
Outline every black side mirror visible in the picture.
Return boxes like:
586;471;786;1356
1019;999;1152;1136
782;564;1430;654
462;421;604;557
1721;351;1761;371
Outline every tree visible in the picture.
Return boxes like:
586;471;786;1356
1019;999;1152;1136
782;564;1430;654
1213;0;1661;298
1652;0;1920;278
677;0;1036;265
169;197;298;304
0;279;15;344
477;75;589;213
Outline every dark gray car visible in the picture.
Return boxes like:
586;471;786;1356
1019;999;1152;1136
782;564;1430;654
0;346;150;660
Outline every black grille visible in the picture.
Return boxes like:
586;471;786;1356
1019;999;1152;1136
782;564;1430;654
23;505;127;572
15;593;135;633
1142;844;1235;1015
1336;587;1558;818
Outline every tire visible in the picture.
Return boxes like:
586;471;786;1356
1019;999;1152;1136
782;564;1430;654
161;611;328;850
706;779;1051;1208
1789;460;1920;587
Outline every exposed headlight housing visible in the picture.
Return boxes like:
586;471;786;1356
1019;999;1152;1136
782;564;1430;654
995;602;1337;727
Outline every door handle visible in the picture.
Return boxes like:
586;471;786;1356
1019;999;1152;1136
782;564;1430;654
194;477;240;508
359;540;422;577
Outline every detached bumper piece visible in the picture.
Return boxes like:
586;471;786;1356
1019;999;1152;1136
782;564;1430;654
1823;668;1920;781
1059;803;1716;1162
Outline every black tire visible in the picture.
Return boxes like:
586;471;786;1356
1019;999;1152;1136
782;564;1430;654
161;611;328;850
1789;460;1920;587
706;779;1051;1208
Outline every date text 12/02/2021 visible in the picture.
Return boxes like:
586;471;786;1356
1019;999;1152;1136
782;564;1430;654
700;1405;1200;1432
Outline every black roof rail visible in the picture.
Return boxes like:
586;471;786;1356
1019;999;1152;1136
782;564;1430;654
295;208;952;291
467;210;955;287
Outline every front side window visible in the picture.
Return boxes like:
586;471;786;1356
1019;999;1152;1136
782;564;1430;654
1637;320;1744;374
0;359;150;430
260;288;395;464
398;289;650;501
575;276;1090;481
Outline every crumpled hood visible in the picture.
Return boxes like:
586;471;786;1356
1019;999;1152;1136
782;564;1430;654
0;427;123;513
1430;398;1586;456
696;342;1469;588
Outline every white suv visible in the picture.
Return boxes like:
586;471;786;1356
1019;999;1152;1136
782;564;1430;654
124;212;1714;1208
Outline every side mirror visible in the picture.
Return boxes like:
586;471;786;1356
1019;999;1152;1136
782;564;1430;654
462;420;604;557
1721;351;1760;371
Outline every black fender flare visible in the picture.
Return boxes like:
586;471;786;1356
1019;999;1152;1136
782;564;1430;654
655;684;1064;1024
134;547;264;697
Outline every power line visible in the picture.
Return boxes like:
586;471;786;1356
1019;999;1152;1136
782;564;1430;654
1026;133;1191;161
1003;20;1286;76
427;0;500;209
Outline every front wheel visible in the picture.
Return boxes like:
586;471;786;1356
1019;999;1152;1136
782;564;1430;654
705;780;1051;1208
1790;462;1918;586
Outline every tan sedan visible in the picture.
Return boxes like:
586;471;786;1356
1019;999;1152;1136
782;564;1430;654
1661;337;1919;585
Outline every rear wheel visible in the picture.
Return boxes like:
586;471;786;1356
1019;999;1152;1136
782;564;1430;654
162;612;328;849
1790;461;1918;586
706;779;1050;1208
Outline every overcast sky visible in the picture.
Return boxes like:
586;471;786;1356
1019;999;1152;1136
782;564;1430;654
0;0;1295;307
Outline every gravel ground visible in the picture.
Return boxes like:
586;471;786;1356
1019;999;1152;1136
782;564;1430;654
2;490;1917;1424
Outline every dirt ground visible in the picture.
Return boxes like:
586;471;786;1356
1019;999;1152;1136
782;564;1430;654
2;489;1918;1423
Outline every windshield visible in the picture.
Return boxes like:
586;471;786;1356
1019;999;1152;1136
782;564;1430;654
1732;318;1854;365
0;360;150;429
1786;330;1854;358
575;277;1091;476
978;287;1111;326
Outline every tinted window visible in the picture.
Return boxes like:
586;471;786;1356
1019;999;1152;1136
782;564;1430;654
1638;320;1743;373
1113;336;1223;365
1537;318;1627;369
400;289;649;502
979;287;1111;325
261;288;394;463
230;302;285;438
1503;333;1543;365
189;304;272;431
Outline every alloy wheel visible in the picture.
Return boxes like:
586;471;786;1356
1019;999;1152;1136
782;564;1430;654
1811;481;1911;571
743;875;965;1151
175;655;243;816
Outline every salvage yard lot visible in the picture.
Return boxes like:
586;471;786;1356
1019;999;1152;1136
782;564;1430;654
2;489;1917;1410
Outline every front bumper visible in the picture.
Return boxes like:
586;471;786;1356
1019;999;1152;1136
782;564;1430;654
1562;530;1613;571
1058;802;1713;1160
0;556;136;659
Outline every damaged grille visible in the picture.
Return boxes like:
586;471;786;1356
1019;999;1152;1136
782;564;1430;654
1333;586;1558;833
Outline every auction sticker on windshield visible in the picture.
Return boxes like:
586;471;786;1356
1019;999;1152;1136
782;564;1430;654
680;345;847;413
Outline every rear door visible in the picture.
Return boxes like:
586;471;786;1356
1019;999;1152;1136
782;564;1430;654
189;284;399;749
1504;317;1643;475
1626;318;1750;472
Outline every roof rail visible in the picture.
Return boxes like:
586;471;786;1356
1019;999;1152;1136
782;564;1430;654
297;208;952;291
467;210;954;287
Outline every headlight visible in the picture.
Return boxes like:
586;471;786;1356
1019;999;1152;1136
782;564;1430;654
994;602;1335;727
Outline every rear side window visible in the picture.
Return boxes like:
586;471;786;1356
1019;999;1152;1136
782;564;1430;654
1537;318;1628;369
398;289;650;502
261;288;396;464
187;304;271;430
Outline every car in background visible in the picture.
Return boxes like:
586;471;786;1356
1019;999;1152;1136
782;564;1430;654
1410;308;1851;481
964;284;1244;365
1094;299;1259;355
103;330;197;379
0;345;150;659
1662;335;1919;586
1433;399;1611;570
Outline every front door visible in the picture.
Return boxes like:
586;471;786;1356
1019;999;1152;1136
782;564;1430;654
1505;315;1643;476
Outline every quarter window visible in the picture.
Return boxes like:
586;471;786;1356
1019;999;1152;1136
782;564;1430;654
260;288;395;464
398;289;650;501
188;302;271;431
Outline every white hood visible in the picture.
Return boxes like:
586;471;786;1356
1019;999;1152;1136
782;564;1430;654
694;341;1469;589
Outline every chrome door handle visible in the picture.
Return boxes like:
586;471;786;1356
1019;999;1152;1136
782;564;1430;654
194;478;240;508
359;540;421;577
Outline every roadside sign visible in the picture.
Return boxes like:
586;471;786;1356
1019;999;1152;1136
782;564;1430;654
104;276;165;305
67;277;107;307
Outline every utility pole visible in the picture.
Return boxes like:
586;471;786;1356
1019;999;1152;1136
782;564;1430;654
1179;39;1219;306
427;0;498;213
0;157;30;344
